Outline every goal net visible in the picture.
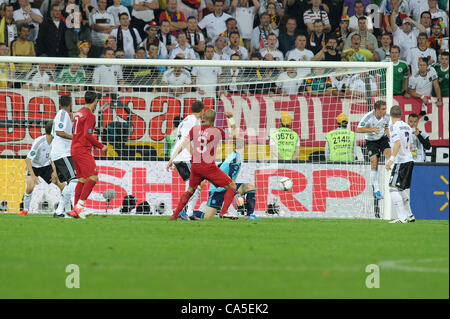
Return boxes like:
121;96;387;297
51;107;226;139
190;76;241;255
0;56;393;219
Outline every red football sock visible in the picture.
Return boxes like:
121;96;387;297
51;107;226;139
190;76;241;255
220;186;236;216
171;192;192;220
80;179;97;202
74;182;85;207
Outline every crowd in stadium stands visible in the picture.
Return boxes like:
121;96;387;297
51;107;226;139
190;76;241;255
0;0;448;100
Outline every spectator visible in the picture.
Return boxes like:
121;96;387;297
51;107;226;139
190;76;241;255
389;45;409;97
56;64;86;91
36;3;67;57
342;0;370;18
325;113;356;162
427;0;448;35
428;20;448;54
303;0;331;34
341;33;375;61
141;20;169;58
344;16;378;52
331;15;350;52
147;42;167;75
306;19;326;55
260;33;282;60
107;0;131;26
205;0;231;12
218;17;244;47
329;72;350;96
177;0;206;21
230;0;260;51
191;45;223;96
407;113;431;162
418;11;433;36
89;0;116;56
92;47;127;93
77;40;91;58
0;4;17;47
124;46;159;89
408;59;443;115
212;34;230;59
252;53;278;95
312;36;341;61
101;35;117;56
407;32;437;75
251;11;279;52
0;42;14;88
158;19;178;54
348;0;373;33
304;67;331;96
275;63;303;95
379;0;411;34
14;0;43;43
160;58;192;96
132;0;159;40
23;61;56;90
322;0;344;31
222;53;245;94
198;0;231;44
9;24;35;77
40;0;65;19
185;16;206;58
159;0;187;35
285;0;309;34
64;0;92;57
346;72;379;97
391;10;418;61
285;34;314;76
223;31;249;60
375;33;392;61
432;51;449;98
410;0;429;22
110;12;142;59
265;2;281;31
169;30;197;58
278;17;297;55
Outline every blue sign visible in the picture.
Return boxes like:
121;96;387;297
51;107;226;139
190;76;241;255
410;164;449;220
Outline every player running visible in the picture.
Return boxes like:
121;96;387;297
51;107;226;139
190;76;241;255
386;105;415;223
166;108;237;221
171;101;204;219
357;100;391;201
51;95;78;218
19;121;64;216
68;91;107;219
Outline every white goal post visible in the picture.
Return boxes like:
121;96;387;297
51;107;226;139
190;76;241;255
0;56;393;219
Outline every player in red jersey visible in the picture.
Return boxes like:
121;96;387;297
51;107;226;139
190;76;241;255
166;107;238;221
67;91;107;219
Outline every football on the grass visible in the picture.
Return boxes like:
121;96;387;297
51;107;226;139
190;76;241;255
279;177;293;191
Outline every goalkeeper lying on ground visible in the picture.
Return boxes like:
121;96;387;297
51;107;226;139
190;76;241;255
180;139;259;221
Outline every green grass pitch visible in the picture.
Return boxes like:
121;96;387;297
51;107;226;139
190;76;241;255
0;214;448;299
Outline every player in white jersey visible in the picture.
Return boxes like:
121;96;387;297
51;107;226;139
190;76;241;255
357;100;391;203
386;105;415;223
407;113;431;162
19;121;63;216
51;95;78;218
172;100;204;218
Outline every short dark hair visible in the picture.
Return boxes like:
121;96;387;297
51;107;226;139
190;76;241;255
358;16;367;21
103;47;114;55
59;95;72;108
187;16;197;22
313;19;324;25
85;91;100;104
441;51;449;58
408;113;419;119
391;45;401;52
45;120;53;135
191;100;204;113
230;53;240;59
390;105;402;118
351;33;361;40
173;116;182;128
418;32;428;39
420;11;431;19
18;24;30;32
374;100;386;110
51;3;61;10
119;12;129;19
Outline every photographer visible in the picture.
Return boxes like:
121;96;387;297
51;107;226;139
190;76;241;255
312;36;341;61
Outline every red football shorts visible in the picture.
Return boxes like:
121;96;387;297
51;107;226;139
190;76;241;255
72;152;98;178
189;164;233;189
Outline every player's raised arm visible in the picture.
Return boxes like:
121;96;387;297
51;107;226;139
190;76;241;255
225;112;237;138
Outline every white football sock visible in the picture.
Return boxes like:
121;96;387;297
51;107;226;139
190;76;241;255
371;170;380;193
23;193;32;211
390;188;408;221
400;189;413;216
55;180;77;214
186;185;201;216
